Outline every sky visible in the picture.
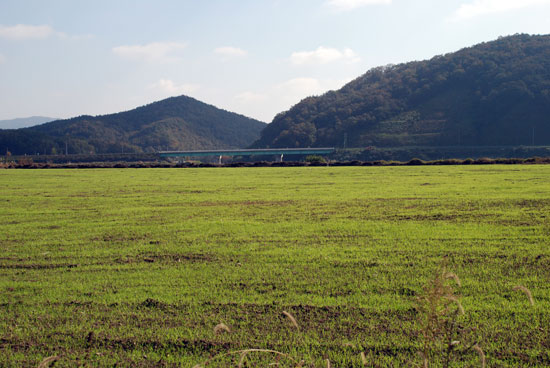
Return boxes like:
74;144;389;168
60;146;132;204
1;0;550;123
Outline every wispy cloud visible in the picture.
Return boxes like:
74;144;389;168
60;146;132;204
290;46;360;66
113;42;187;63
0;24;92;41
0;24;55;40
451;0;550;21
150;79;200;95
214;46;248;60
326;0;392;11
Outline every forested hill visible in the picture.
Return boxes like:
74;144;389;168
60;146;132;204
252;34;550;149
0;95;266;155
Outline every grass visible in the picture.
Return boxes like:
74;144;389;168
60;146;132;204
0;166;549;367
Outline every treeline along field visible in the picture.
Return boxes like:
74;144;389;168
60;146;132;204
0;167;549;367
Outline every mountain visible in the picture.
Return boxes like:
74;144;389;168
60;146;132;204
0;116;56;130
0;96;266;155
252;34;550;149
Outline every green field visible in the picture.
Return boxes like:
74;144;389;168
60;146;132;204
1;167;549;367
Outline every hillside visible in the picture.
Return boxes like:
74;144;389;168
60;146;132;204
1;96;266;155
252;34;550;149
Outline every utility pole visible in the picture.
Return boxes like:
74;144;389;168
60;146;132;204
343;133;348;149
532;127;535;146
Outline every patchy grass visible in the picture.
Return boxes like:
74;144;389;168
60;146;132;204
0;166;549;367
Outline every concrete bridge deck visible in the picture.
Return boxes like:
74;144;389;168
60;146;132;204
159;148;334;162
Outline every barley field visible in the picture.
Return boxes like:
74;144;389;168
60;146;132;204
1;166;549;367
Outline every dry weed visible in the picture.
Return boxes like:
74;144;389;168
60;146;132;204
214;323;231;334
194;349;302;367
360;352;368;366
282;311;299;329
513;285;534;306
473;344;486;368
37;356;59;368
193;263;498;367
416;264;480;367
445;272;461;287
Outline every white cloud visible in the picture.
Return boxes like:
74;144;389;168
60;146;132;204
452;0;550;20
0;24;55;40
214;46;248;60
150;79;200;95
326;0;392;11
112;42;187;63
290;46;360;66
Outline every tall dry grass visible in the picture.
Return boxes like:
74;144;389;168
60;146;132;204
191;264;541;367
513;285;535;306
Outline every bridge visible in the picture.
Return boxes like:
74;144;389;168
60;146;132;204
159;148;335;163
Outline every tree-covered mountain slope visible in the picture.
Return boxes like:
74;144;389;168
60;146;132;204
252;34;550;149
1;95;266;155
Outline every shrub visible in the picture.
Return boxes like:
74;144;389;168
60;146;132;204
17;156;34;166
473;157;495;165
305;155;326;165
407;158;425;165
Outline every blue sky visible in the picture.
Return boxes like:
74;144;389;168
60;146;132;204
1;0;550;123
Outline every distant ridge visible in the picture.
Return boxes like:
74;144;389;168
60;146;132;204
0;116;56;130
0;95;266;155
252;34;550;149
